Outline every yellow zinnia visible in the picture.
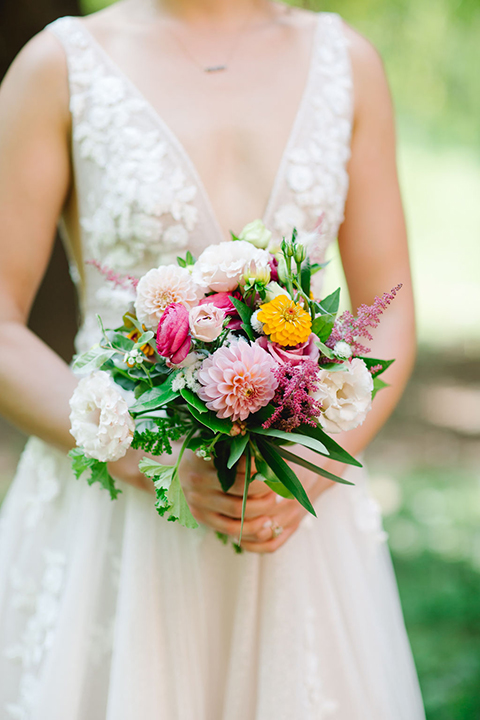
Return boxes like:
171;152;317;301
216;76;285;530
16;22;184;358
257;295;312;347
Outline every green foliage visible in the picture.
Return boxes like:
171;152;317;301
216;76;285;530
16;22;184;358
130;373;180;413
69;448;121;499
139;457;198;529
131;416;189;456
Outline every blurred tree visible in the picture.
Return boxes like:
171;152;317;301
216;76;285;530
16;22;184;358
0;0;82;361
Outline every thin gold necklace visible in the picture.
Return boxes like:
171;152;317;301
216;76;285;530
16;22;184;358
169;10;258;73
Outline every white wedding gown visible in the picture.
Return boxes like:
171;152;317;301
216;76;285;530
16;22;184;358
0;14;425;720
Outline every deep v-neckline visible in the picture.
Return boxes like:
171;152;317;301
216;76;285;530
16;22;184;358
71;15;322;243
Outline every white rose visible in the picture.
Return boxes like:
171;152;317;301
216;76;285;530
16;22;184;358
69;371;135;462
192;241;269;293
238;219;272;249
134;264;205;330
189;303;226;342
314;359;373;434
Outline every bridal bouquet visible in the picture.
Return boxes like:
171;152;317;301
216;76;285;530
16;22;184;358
69;220;399;541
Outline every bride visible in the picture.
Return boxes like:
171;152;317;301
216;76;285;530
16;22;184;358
0;0;425;717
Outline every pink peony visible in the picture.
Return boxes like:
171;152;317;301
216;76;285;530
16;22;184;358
197;339;278;422
189;303;226;342
156;303;191;365
256;334;319;366
199;291;242;330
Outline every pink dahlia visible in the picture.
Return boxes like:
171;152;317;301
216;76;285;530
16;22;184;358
197;339;278;422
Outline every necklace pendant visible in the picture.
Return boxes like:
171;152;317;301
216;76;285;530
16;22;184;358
204;64;227;73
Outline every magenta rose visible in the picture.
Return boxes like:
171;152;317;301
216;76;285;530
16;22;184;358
156;302;191;365
268;255;279;282
199;291;242;330
256;334;320;366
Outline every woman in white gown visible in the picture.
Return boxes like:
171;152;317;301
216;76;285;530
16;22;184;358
0;0;425;717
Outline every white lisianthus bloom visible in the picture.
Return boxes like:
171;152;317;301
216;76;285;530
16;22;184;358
264;281;291;302
314;359;373;434
238;219;272;249
192;241;269;292
134;264;205;330
69;371;135;462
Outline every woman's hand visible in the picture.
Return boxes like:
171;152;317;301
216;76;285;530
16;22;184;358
180;452;280;544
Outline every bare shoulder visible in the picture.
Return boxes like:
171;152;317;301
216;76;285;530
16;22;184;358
0;29;69;124
341;21;393;119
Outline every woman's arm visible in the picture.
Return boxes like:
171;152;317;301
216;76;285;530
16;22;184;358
0;32;77;451
240;29;416;553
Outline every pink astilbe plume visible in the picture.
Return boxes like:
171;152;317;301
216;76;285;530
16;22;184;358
87;259;139;291
326;285;402;356
262;359;323;432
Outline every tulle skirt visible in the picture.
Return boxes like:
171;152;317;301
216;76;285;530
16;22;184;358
0;437;425;719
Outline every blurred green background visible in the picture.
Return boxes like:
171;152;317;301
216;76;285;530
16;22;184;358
1;1;479;717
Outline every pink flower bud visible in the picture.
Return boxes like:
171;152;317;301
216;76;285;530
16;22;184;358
189;303;226;342
156;303;191;365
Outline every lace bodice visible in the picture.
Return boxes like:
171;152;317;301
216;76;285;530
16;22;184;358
46;14;353;354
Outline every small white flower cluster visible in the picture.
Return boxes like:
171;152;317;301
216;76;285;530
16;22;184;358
171;354;203;393
69;371;135;462
123;348;145;367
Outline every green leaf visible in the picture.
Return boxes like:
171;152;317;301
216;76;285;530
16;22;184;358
359;357;395;377
130;373;180;413
180;387;208;413
230;296;254;324
372;377;389;399
314;339;335;359
167;473;199;529
311;316;335;343
251;426;328;455
185;251;195;266
213;441;238;492
138;457;198;529
187;404;231;435
300;259;311;296
238;444;251;543
274;445;355;486
230;232;241;242
227;433;250;469
293;423;362;467
253;452;294;499
69;449;121;499
135;331;154;346
248;403;276;426
255;438;317;516
107;332;135;353
72;345;116;374
317;288;340;315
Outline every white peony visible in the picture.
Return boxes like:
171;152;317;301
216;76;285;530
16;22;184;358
192;241;270;292
69;371;135;462
134;264;205;330
314;359;373;434
238;219;272;249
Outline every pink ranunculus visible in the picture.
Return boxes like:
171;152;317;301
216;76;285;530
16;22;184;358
156;303;191;365
197;339;278;422
199;291;242;330
256;334;320;366
189;303;226;342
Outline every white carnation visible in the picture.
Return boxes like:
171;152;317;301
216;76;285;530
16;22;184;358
192;241;269;292
250;309;265;335
69;371;135;462
134;264;205;330
314;359;373;434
